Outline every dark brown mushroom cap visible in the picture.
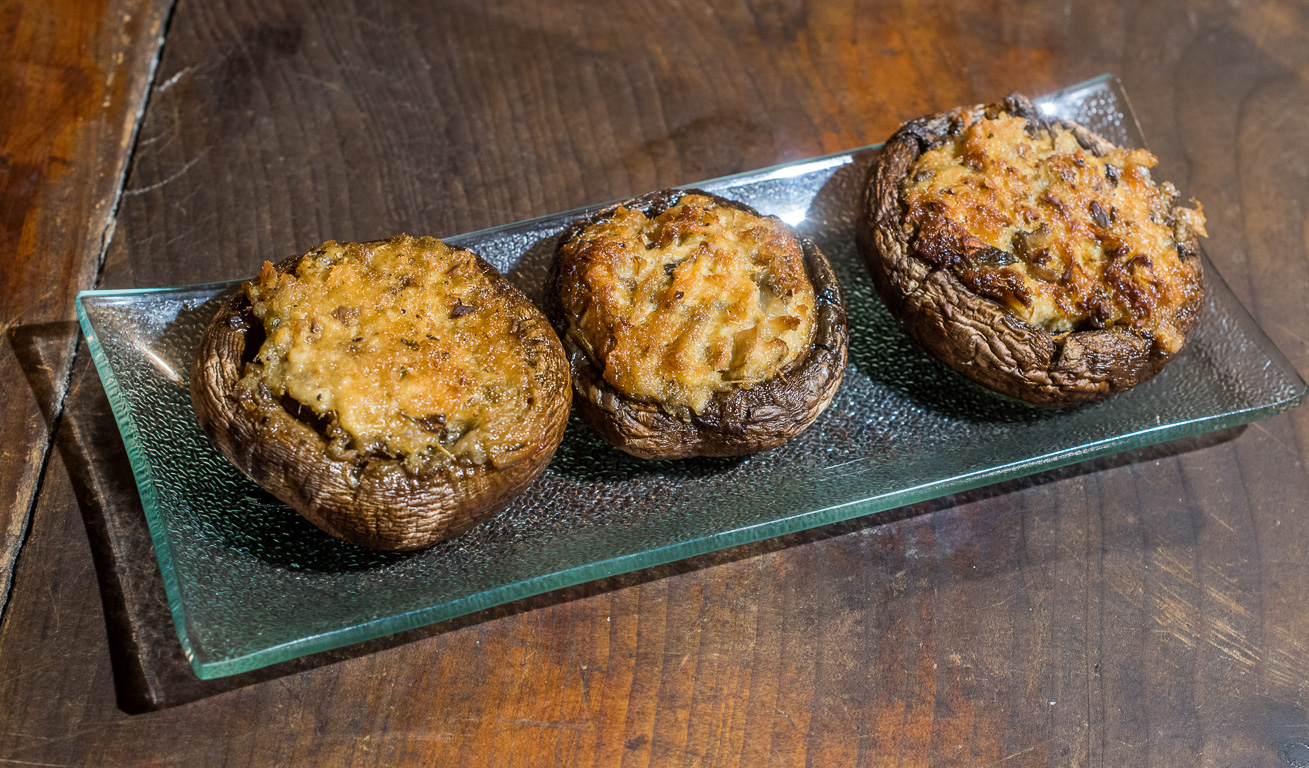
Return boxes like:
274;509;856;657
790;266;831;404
856;94;1205;405
189;245;571;551
551;188;848;460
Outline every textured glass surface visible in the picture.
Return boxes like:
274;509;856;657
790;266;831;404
78;75;1306;679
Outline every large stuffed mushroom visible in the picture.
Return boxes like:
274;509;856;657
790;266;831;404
190;235;571;551
552;189;848;459
857;94;1207;405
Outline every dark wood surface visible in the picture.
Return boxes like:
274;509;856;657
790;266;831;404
3;0;1309;764
0;0;170;616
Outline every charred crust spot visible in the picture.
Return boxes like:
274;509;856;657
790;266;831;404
957;265;1033;309
1089;200;1110;228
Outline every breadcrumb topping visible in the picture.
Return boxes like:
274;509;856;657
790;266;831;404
559;195;816;414
242;236;547;470
903;114;1205;354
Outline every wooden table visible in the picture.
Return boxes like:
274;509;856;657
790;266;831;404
3;0;1308;764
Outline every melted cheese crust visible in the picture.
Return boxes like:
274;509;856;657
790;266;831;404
242;236;543;470
559;195;816;414
903;114;1206;353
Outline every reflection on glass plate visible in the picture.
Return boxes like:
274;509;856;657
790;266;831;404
78;74;1306;679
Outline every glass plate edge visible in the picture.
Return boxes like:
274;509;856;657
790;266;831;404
74;296;203;668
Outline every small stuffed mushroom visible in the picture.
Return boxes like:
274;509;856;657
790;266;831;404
551;188;848;460
190;235;571;551
857;94;1207;405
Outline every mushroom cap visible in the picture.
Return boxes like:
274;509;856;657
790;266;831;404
189;241;572;551
856;94;1204;405
552;188;848;459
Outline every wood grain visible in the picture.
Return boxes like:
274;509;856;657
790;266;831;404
0;0;172;617
2;0;1308;765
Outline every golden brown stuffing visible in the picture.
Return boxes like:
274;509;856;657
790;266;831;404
903;114;1205;354
557;194;816;414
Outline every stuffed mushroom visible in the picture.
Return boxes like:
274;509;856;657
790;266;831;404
190;235;571;550
552;189;848;459
857;94;1207;405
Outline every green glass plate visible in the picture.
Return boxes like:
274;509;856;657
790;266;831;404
77;75;1306;679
